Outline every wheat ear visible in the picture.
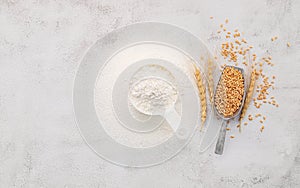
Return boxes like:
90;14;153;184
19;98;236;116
240;69;256;124
194;65;207;130
207;58;215;103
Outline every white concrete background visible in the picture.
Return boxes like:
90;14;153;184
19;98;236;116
0;0;300;187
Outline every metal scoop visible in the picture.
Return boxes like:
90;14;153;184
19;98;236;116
214;66;246;155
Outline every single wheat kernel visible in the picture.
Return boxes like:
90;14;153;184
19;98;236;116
230;135;235;139
241;38;247;43
271;36;278;41
287;42;291;47
235;40;241;45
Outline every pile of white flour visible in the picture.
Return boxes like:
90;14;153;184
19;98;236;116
129;78;178;115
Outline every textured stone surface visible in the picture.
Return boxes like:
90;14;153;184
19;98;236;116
0;0;299;187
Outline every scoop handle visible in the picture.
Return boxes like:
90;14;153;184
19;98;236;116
164;107;180;132
215;120;227;155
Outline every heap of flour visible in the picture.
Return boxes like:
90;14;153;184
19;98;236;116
129;78;178;115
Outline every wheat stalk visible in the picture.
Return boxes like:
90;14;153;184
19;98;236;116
194;65;207;130
207;58;215;103
239;69;256;128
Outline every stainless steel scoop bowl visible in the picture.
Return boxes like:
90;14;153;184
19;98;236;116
214;65;247;155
